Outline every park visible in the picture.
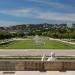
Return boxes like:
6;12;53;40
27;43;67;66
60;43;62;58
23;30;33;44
0;36;75;49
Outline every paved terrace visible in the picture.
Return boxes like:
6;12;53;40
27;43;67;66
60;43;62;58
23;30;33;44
0;49;75;56
0;71;75;75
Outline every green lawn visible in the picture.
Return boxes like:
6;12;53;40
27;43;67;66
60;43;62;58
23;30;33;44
0;37;75;49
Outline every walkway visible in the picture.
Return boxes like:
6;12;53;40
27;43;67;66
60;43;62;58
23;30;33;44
49;38;75;45
0;49;75;56
0;71;75;75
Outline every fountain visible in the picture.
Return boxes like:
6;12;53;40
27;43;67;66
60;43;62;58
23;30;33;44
47;52;56;61
34;35;45;46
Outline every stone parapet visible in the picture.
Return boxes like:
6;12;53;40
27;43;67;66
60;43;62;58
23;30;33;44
0;61;75;71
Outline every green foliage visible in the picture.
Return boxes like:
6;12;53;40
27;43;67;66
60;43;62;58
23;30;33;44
0;32;12;39
16;32;25;37
0;32;25;40
0;25;75;39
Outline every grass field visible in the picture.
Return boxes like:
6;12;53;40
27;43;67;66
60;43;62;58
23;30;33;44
0;37;75;49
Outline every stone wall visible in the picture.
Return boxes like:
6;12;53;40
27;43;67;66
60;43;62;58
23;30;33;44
0;61;75;71
15;61;75;71
0;61;15;71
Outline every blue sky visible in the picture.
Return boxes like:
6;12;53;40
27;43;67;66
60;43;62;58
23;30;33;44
0;0;75;26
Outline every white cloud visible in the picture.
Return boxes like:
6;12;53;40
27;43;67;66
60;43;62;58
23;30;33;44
0;20;22;27
27;0;67;8
0;8;75;22
37;12;75;21
0;8;33;17
27;0;75;13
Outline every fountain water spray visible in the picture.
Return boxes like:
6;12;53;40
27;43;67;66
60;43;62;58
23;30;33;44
34;35;45;46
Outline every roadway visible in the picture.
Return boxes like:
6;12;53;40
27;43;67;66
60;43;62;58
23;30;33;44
0;49;75;56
